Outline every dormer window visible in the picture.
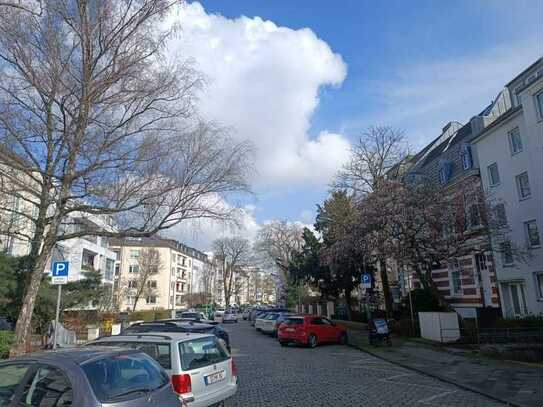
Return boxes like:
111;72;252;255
460;144;473;170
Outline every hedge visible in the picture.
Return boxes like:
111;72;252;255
0;331;15;359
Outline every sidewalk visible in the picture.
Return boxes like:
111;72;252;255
344;327;543;407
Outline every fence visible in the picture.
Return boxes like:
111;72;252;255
441;327;543;345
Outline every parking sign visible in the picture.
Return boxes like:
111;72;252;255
361;273;372;289
51;261;69;285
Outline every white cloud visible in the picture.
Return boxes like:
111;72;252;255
347;40;543;148
164;196;260;251
166;2;349;188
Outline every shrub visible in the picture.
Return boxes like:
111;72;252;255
0;331;15;359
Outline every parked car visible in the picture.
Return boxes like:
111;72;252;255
123;320;231;351
223;310;238;323
261;312;294;337
277;316;347;348
175;310;208;321
88;332;238;407
213;308;226;320
242;308;252;320
249;309;270;326
0;347;179;407
254;313;271;331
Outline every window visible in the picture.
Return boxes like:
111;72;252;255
525;220;541;248
464;193;481;229
128;280;137;289
494;203;507;227
500;241;514;265
105;259;115;281
503;282;528;317
88;342;172;370
535;273;543;299
438;161;452;184
461;144;473;170
449;259;462;296
0;364;30;406
178;337;229;371
128;265;139;273
146;296;157;304
129;249;140;258
475;253;487;271
536;91;543;120
507;127;523;155
147;280;158;289
516;172;531;199
487;163;500;186
20;366;73;407
81;354;168;402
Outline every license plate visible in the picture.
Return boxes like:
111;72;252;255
204;370;225;385
285;328;295;332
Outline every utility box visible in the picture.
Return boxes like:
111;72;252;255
419;312;460;342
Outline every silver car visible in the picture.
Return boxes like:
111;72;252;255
88;332;238;407
0;347;178;407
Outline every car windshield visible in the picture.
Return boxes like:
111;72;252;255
179;336;229;371
266;314;279;320
88;341;172;369
284;318;304;325
82;353;169;402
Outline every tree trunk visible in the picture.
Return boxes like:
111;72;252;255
379;258;393;318
344;289;354;321
11;238;54;356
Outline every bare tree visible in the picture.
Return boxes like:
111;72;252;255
334;126;410;195
0;0;253;354
254;220;304;305
212;237;252;307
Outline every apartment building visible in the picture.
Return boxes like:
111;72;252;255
472;57;543;317
401;96;510;316
110;236;211;312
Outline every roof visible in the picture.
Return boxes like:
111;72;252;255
109;236;209;262
471;105;523;143
7;346;137;365
506;56;543;87
91;332;214;342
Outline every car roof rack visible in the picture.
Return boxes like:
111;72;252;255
100;333;174;340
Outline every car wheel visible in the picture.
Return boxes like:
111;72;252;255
308;334;317;348
279;341;287;347
339;332;348;345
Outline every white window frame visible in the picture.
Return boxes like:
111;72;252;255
487;163;500;187
129;249;140;258
146;295;157;304
129;264;140;273
535;272;543;300
524;220;541;249
536;90;543;121
515;171;532;200
461;145;473;170
504;282;528;317
500;241;514;266
448;259;463;297
507;127;523;155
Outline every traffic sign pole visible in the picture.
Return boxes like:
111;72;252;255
53;284;62;350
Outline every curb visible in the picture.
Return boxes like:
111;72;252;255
346;341;523;407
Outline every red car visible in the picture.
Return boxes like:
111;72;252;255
277;315;348;348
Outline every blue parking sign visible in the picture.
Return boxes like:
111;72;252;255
52;261;69;277
361;273;372;288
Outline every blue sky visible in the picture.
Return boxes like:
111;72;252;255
169;1;543;248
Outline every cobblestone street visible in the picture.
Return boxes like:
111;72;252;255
227;321;506;407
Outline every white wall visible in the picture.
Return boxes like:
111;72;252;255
474;77;543;317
